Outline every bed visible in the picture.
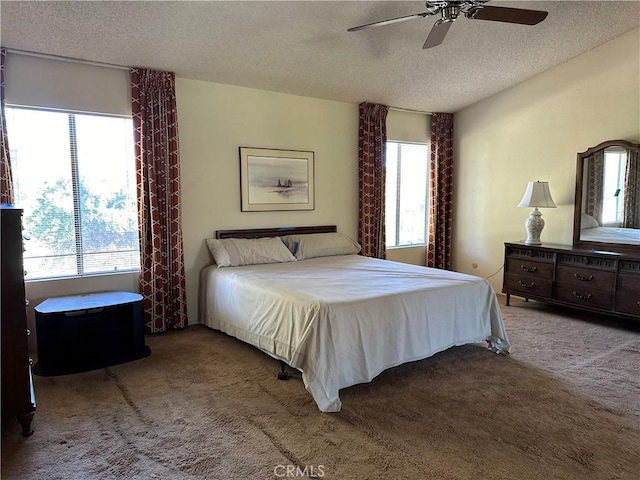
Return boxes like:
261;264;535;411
579;226;640;245
200;226;510;412
579;214;640;245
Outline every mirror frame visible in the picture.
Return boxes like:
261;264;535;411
573;139;640;254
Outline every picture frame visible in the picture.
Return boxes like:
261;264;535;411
239;147;315;212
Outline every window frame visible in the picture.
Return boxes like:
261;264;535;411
385;140;429;249
602;149;627;226
6;105;140;281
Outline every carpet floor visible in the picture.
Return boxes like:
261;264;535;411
2;297;640;479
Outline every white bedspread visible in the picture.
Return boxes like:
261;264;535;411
200;255;509;412
580;226;640;245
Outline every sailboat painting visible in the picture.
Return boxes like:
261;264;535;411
240;147;315;211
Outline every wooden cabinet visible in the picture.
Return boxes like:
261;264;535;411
554;254;616;311
616;261;640;316
1;206;36;436
503;242;640;321
34;291;149;376
503;246;554;299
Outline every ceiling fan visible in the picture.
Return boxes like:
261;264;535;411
347;1;548;49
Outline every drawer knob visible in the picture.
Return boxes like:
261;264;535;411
518;280;535;288
573;273;594;282
572;291;592;300
521;265;537;273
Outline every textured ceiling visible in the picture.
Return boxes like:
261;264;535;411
1;1;639;113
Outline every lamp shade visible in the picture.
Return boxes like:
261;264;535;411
517;181;556;208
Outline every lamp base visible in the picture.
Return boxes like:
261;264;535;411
524;208;545;245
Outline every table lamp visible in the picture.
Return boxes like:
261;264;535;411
518;181;556;245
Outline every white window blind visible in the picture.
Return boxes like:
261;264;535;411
385;142;429;247
6;107;139;280
4;52;131;115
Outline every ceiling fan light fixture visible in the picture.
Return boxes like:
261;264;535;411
348;0;548;49
441;6;461;23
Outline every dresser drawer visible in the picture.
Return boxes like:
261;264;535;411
557;253;617;271
554;284;613;310
504;273;552;298
617;273;640;293
615;292;640;316
505;258;554;279
619;260;640;275
555;266;615;290
505;245;555;262
615;273;640;316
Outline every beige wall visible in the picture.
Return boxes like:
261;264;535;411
177;79;360;323
177;86;434;323
453;28;640;293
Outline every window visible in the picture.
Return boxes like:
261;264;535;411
385;142;429;247
6;106;139;280
601;148;627;226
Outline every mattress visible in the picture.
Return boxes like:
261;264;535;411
200;254;510;412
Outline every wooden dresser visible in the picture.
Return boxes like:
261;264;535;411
1;206;36;436
503;242;640;320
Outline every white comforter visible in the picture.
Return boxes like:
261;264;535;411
580;226;640;245
201;254;510;412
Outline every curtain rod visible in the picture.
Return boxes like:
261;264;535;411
5;48;130;71
388;106;433;115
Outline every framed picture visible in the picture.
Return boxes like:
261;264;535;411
239;147;315;212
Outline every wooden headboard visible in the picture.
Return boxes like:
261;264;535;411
215;225;336;239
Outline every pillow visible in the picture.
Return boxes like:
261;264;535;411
282;232;361;260
205;237;296;267
581;213;600;230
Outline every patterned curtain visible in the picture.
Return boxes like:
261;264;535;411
0;47;14;204
131;68;187;333
427;113;454;270
358;102;389;258
623;150;640;228
585;150;605;225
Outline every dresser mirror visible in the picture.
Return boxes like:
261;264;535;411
573;139;640;254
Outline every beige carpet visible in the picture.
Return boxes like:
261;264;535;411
2;297;640;479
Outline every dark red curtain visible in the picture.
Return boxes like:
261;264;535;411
131;68;187;333
0;47;14;205
585;150;604;225
623;150;640;228
427;113;454;270
358;102;389;258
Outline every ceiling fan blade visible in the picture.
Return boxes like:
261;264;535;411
348;12;428;32
423;20;452;49
470;6;548;25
